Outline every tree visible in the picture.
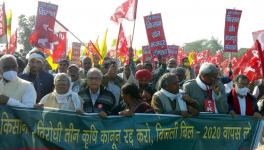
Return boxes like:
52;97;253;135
17;14;35;56
183;37;249;59
183;36;223;55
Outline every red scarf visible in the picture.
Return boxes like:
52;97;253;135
231;89;253;116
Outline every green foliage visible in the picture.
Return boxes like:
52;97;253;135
183;36;223;55
17;14;35;56
183;36;248;58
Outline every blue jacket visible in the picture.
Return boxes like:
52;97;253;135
19;71;54;103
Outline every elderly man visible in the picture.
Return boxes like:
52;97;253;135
38;73;82;112
228;75;261;118
183;63;228;114
79;68;117;116
20;50;54;103
0;55;36;107
151;73;189;116
67;64;84;93
79;56;92;79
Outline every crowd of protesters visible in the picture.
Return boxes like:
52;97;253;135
0;47;264;119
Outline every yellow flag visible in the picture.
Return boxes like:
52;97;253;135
46;56;58;71
188;50;195;65
6;10;12;39
68;48;72;61
100;29;108;60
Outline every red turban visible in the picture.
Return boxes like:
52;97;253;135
135;69;152;81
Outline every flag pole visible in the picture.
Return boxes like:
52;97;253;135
115;24;121;60
256;40;264;78
131;19;136;47
131;0;138;48
54;19;88;50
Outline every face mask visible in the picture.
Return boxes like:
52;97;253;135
3;71;17;81
236;86;249;96
167;67;174;72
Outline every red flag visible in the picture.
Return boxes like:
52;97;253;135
232;42;263;82
51;32;67;63
0;3;6;37
88;40;102;59
110;0;138;23
220;59;229;75
195;49;210;64
252;30;264;50
256;40;264;78
116;23;128;61
210;50;223;65
177;47;187;65
8;29;17;54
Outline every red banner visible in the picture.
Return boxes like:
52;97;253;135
71;42;81;64
32;2;58;49
167;45;179;59
142;45;153;63
144;13;168;57
224;9;242;52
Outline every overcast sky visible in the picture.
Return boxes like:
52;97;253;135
4;0;264;50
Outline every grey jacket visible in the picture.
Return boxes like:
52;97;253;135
183;79;228;114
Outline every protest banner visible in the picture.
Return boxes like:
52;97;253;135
224;9;242;52
142;45;153;63
71;42;81;64
31;1;58;49
144;13;168;57
0;106;262;150
167;45;179;58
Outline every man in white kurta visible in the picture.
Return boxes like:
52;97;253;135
0;55;36;107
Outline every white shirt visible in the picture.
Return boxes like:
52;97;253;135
237;96;246;116
6;83;36;108
107;81;120;107
89;89;100;106
252;86;259;99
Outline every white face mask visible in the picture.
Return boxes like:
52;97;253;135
236;86;249;96
167;67;174;72
3;71;17;81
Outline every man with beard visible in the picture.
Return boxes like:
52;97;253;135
20;50;54;103
135;69;153;93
